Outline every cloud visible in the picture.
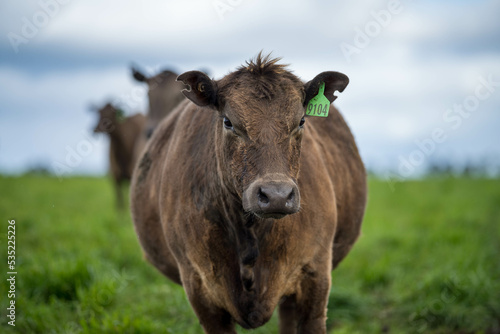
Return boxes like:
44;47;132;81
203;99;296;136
1;0;499;175
0;65;148;174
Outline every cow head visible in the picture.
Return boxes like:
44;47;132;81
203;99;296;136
178;54;348;220
92;103;123;133
131;66;185;138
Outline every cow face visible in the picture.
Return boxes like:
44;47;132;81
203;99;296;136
93;103;122;133
178;55;348;219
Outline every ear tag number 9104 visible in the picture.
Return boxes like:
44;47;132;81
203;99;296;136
306;82;330;117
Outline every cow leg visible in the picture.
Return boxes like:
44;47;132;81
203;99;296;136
182;270;236;334
295;272;331;334
279;295;298;334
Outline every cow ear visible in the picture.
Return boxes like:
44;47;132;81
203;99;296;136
131;66;147;82
304;71;349;105
177;71;217;107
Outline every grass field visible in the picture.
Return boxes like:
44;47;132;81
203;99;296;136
1;175;499;333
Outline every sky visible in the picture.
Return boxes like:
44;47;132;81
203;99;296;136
1;0;499;179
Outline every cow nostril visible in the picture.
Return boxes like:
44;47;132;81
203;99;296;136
258;189;269;205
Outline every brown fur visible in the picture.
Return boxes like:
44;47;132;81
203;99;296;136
130;54;367;333
93;103;145;209
131;67;185;161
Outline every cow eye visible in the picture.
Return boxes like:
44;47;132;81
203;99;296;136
223;116;234;130
299;117;306;128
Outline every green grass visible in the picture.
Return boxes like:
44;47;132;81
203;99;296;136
0;175;499;333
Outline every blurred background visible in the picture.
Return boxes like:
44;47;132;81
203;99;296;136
1;0;499;178
1;1;500;334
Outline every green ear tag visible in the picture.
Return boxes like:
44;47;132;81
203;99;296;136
306;82;330;117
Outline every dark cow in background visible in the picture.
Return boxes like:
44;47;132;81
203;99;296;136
92;103;145;209
130;54;367;333
130;66;185;159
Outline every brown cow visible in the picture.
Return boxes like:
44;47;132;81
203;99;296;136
130;54;367;333
131;66;185;158
93;103;145;209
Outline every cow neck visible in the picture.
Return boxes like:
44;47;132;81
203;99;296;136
204;121;261;293
237;215;259;292
210;183;260;293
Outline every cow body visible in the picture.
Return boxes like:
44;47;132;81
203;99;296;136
131;54;366;333
93;104;145;209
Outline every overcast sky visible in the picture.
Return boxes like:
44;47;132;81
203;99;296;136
1;0;499;178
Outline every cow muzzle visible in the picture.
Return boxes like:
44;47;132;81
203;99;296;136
243;174;300;220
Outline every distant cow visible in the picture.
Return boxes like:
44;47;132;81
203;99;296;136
131;66;185;158
130;54;367;333
93;103;145;209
